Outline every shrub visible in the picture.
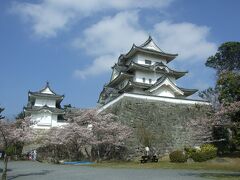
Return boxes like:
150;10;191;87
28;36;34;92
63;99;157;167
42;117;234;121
184;146;196;157
5;146;16;156
191;144;217;162
169;150;188;163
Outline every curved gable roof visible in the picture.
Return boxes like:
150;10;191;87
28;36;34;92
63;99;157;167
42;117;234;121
119;36;178;64
29;82;64;99
148;76;184;96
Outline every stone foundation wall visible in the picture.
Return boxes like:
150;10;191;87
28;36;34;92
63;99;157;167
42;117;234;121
102;97;214;159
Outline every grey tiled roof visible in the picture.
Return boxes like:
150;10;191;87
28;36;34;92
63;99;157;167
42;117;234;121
119;44;178;64
29;91;64;99
127;62;187;79
24;105;65;114
29;82;64;99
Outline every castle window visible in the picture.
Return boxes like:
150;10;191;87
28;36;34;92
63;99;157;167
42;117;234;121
145;60;151;65
149;79;152;84
119;82;125;89
142;77;146;83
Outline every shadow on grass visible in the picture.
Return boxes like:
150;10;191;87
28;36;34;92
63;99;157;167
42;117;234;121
0;168;13;172
8;170;52;180
185;172;240;179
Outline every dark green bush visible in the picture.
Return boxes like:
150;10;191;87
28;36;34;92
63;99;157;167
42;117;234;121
191;144;217;162
169;150;188;163
5;146;16;156
184;146;196;157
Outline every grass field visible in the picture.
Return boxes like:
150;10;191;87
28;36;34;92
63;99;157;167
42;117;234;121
90;157;240;171
88;157;240;179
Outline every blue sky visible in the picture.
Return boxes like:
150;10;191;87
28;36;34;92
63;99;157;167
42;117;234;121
0;0;240;118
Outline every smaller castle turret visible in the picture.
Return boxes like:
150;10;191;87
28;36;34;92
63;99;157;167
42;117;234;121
24;82;66;129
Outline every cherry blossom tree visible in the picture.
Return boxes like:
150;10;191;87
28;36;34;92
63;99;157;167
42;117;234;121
40;109;132;161
213;101;240;152
0;116;35;180
73;109;132;160
41;123;93;161
214;101;240;124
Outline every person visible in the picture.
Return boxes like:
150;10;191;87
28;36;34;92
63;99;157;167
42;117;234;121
32;150;37;161
28;151;32;160
145;146;150;156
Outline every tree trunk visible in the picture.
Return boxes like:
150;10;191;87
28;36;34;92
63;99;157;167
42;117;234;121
84;147;91;161
97;147;100;163
2;154;8;180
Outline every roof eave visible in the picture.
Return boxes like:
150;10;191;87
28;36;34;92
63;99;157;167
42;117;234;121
24;107;65;115
107;73;133;87
122;47;178;62
29;91;64;99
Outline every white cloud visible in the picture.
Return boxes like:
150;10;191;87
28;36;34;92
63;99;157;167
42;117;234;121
74;14;217;78
11;0;173;38
11;2;75;38
73;11;148;78
73;11;147;56
10;0;217;79
153;21;217;61
74;55;116;79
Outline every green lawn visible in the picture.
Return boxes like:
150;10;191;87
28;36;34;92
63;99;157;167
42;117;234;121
89;157;240;172
87;158;240;179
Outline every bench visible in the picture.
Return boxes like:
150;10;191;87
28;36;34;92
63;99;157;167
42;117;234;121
140;155;149;163
151;155;158;162
140;155;158;163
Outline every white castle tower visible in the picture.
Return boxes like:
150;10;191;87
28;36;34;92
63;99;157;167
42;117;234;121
24;82;66;129
98;36;200;105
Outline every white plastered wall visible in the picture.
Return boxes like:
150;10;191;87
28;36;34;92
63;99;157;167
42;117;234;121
134;53;167;65
35;98;56;107
31;111;64;129
134;71;176;84
32;111;52;127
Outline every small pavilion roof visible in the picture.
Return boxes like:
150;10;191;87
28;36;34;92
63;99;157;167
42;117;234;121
28;82;64;100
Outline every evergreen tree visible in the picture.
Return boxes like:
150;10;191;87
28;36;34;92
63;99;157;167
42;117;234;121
15;111;25;119
202;41;240;153
200;41;240;105
217;72;240;103
0;107;4;119
206;42;240;73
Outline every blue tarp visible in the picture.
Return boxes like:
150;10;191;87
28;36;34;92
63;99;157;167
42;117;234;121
63;161;95;165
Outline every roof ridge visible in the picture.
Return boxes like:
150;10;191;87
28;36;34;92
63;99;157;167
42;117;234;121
139;36;164;53
39;82;57;95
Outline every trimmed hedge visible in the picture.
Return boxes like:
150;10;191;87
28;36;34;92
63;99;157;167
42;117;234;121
191;144;217;162
169;150;188;163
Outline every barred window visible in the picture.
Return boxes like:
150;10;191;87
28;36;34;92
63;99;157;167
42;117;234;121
145;60;151;65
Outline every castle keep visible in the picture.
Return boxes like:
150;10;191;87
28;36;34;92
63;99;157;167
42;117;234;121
98;36;201;105
98;37;212;156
